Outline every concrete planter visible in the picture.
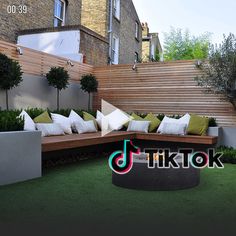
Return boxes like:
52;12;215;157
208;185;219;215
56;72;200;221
207;127;223;147
0;131;41;186
208;127;236;148
220;127;236;148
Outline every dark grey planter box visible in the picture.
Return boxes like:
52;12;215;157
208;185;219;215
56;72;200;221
0;131;41;186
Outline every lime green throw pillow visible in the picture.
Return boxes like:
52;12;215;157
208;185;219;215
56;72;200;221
34;111;52;123
187;114;209;136
83;111;98;130
144;113;161;132
124;113;143;128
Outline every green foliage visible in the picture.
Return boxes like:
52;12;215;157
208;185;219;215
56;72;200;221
0;53;23;110
217;146;236;164
46;67;70;110
46;67;69;90
195;33;236;110
163;27;211;61
0;110;24;132
80;74;98;94
80;74;98;110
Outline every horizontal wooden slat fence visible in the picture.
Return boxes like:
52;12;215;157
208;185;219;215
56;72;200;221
0;40;93;82
93;61;236;127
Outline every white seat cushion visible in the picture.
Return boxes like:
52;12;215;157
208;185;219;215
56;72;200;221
51;113;72;134
127;120;151;133
74;120;98;134
36;123;65;137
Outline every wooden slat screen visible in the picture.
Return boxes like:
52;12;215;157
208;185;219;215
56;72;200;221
93;61;236;127
0;40;93;81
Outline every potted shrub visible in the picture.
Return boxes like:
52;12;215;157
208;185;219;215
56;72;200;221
0;53;23;110
46;67;69;110
0;110;41;186
80;74;98;110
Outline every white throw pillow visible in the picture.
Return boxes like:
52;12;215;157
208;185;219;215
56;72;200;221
157;116;179;133
127;120;151;133
161;122;187;136
51;113;72;134
36;123;65;137
19;110;36;131
74;120;97;134
179;113;191;127
106;109;130;130
96;110;109;130
69;110;84;132
157;114;191;134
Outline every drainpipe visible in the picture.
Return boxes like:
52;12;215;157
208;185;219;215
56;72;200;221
108;0;113;64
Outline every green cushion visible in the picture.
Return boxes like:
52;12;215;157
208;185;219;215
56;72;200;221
144;113;161;132
187;114;209;136
124;113;143;128
33;111;52;123
83;111;98;130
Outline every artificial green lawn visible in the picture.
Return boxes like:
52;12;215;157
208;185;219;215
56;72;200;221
0;158;235;233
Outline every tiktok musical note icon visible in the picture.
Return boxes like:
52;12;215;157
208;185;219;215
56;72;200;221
108;140;140;175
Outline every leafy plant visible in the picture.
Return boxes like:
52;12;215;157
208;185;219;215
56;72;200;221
46;67;69;110
163;27;211;61
217;146;236;164
0;110;24;132
195;33;236;110
80;74;98;110
0;53;23;110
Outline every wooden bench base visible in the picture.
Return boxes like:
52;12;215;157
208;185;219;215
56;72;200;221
42;132;217;153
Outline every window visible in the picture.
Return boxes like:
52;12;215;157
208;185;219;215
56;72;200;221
54;0;66;27
135;52;139;62
111;35;119;64
113;0;120;20
135;21;139;39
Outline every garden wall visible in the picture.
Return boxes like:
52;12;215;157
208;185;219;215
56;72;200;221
93;61;236;127
0;40;93;110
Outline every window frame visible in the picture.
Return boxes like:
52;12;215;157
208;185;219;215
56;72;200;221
111;35;119;64
54;0;66;27
135;21;139;40
113;0;120;20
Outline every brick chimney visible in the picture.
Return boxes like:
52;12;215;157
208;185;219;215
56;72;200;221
142;22;149;37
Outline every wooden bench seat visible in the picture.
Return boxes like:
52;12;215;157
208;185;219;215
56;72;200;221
42;131;218;153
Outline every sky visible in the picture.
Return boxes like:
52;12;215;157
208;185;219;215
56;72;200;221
133;0;236;47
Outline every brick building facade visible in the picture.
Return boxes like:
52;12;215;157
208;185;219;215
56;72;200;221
0;0;141;65
0;0;82;42
142;22;163;62
81;0;142;64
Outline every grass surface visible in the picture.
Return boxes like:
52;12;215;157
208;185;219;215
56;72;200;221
0;158;235;234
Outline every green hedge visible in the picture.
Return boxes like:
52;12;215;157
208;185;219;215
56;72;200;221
217;146;236;164
0;108;217;132
0;110;24;132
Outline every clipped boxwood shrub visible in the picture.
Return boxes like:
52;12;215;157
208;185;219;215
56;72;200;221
0;110;24;132
217;146;236;164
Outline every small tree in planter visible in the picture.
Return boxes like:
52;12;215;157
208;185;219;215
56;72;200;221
46;67;69;110
80;74;98;110
0;53;23;110
195;33;236;109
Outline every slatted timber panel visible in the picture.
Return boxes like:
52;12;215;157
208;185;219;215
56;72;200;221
93;61;236;127
0;40;93;82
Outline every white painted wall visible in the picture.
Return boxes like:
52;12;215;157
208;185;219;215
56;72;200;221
17;30;83;62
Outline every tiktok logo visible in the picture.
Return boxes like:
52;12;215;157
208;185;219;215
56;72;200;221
108;140;140;175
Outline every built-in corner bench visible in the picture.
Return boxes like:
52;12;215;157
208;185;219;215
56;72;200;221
42;131;218;153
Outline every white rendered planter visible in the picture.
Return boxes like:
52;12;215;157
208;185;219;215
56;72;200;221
0;131;41;186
